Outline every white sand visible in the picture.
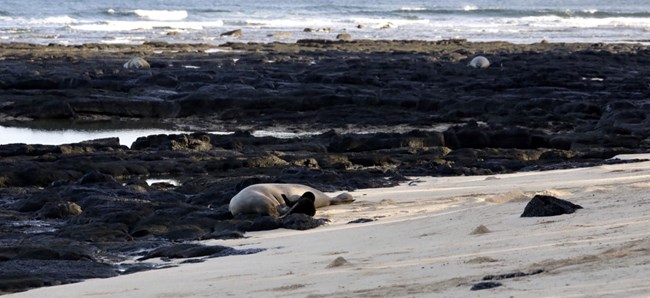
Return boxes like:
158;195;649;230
10;155;650;298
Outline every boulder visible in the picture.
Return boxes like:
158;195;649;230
521;195;583;217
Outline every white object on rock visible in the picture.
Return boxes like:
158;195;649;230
468;56;490;69
123;57;150;69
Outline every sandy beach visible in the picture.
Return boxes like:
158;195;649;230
8;154;650;298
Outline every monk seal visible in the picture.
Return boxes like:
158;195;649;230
468;56;490;69
123;57;150;69
229;183;354;218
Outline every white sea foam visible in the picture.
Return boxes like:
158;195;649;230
204;48;240;53
100;37;146;44
1;28;31;33
399;7;427;12
244;18;336;28
520;16;650;29
29;15;77;25
351;17;430;28
463;5;479;11
71;20;223;31
133;9;188;21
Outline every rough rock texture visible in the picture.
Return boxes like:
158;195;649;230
470;282;502;291
0;40;649;152
521;195;583;217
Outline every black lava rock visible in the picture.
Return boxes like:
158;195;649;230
281;213;329;230
483;269;544;280
470;282;502;291
137;244;232;261
521;195;583;217
348;218;375;224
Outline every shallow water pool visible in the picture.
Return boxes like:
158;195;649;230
0;125;186;147
0;123;325;148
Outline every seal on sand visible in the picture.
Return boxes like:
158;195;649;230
229;183;354;217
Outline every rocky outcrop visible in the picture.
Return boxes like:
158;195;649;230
1;41;650;148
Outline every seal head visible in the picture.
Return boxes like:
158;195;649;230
283;192;317;217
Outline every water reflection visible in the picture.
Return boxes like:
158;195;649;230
0;122;449;147
248;130;321;139
0;119;327;148
0;126;323;148
0;125;186;147
0;120;185;147
146;179;181;186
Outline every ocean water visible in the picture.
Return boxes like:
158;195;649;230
1;0;650;45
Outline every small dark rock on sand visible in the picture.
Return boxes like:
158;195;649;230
470;224;491;235
470;282;502;291
281;213;329;230
521;195;583;217
483;269;544;280
348;218;375;224
326;256;351;268
470;269;543;291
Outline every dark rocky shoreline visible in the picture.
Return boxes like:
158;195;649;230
1;40;649;293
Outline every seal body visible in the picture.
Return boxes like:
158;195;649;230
468;56;490;69
229;183;354;217
123;57;150;69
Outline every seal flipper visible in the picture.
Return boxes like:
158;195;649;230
331;193;354;205
277;205;291;216
282;194;297;207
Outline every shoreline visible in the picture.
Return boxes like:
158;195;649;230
9;154;650;297
0;38;646;53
